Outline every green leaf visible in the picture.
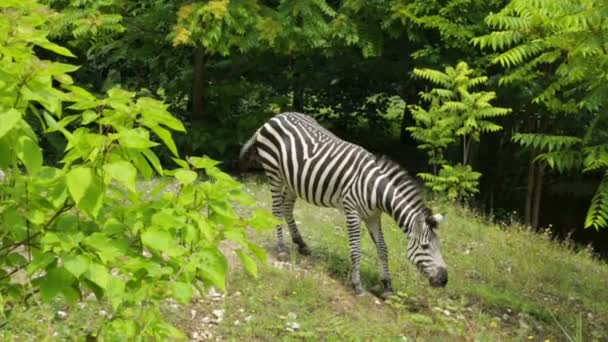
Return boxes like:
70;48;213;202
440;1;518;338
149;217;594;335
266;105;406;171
141;148;164;176
66;167;105;218
172;282;193;304
137;97;185;132
174;169;197;185
104;161;137;193
224;228;247;246
81;110;98;125
85;262;110;290
83;233;124;263
16;136;42;174
188;156;220;169
107;276;126;310
63;254;90;278
0;109;22;139
27;251;56;275
246;242;267;263
114;128;158;149
142;228;173;251
147;123;179;157
40;266;77;303
248;209;280;230
198;247;228;291
236;249;258;278
6;253;27;267
36;40;76;57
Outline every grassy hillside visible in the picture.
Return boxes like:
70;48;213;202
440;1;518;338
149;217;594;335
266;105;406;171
3;179;607;341
182;180;608;341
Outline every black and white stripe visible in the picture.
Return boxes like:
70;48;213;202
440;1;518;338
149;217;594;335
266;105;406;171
241;112;448;294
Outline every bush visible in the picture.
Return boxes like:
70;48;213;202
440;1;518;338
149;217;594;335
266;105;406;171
0;1;276;339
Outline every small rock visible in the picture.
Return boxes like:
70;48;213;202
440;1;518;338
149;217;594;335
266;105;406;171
374;299;382;305
56;311;68;319
213;309;224;319
502;313;510;321
233;320;241;326
191;332;199;339
201;316;211;324
443;310;451;316
286;321;301;332
191;309;197;320
234;291;242;297
244;315;253;322
207;288;224;301
99;310;107;317
239;308;245;313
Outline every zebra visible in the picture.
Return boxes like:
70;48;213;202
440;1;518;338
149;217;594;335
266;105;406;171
240;112;448;295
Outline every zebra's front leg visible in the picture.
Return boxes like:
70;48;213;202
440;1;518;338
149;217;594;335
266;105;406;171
282;194;311;256
345;210;364;295
365;215;393;298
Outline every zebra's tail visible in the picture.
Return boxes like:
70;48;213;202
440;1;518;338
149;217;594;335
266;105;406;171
239;129;260;170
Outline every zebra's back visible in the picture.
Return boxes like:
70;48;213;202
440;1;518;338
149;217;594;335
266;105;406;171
254;112;375;208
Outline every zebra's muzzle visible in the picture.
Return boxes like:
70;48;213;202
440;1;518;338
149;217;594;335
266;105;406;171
429;267;448;288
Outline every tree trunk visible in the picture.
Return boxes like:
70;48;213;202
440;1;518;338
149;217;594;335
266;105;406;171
532;161;546;230
524;157;536;226
293;86;304;112
399;91;418;145
192;47;206;122
463;136;469;166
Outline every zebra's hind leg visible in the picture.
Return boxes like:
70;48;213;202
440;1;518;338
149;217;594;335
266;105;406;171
282;193;311;256
345;210;364;295
365;215;393;298
270;185;289;262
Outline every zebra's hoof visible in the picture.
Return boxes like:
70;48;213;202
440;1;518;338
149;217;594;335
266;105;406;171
297;245;311;256
354;286;366;297
277;251;290;262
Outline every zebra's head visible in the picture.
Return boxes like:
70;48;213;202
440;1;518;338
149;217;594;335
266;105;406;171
407;211;448;288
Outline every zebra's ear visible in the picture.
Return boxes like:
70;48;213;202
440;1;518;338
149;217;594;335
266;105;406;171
426;213;445;228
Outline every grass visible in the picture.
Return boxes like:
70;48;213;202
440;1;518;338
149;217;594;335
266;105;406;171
3;178;608;341
187;179;608;341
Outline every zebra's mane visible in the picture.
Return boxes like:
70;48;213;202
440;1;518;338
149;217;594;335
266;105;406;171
374;154;428;211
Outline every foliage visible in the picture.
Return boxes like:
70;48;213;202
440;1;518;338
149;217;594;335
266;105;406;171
473;0;608;229
419;164;482;201
407;97;457;173
408;62;510;199
0;1;276;339
412;61;511;165
388;0;506;65
171;0;262;54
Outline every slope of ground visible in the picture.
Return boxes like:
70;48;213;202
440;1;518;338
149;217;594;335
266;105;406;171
177;180;608;341
3;179;607;341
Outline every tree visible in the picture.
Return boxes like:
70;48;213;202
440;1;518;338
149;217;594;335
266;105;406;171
408;62;511;200
473;0;608;229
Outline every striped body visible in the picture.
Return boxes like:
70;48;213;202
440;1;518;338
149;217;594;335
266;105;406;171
242;112;448;293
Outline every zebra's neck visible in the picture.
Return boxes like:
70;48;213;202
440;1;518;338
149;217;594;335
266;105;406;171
375;171;426;233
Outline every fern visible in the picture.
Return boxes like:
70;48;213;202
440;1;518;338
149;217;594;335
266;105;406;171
512;133;583;152
585;172;608;229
